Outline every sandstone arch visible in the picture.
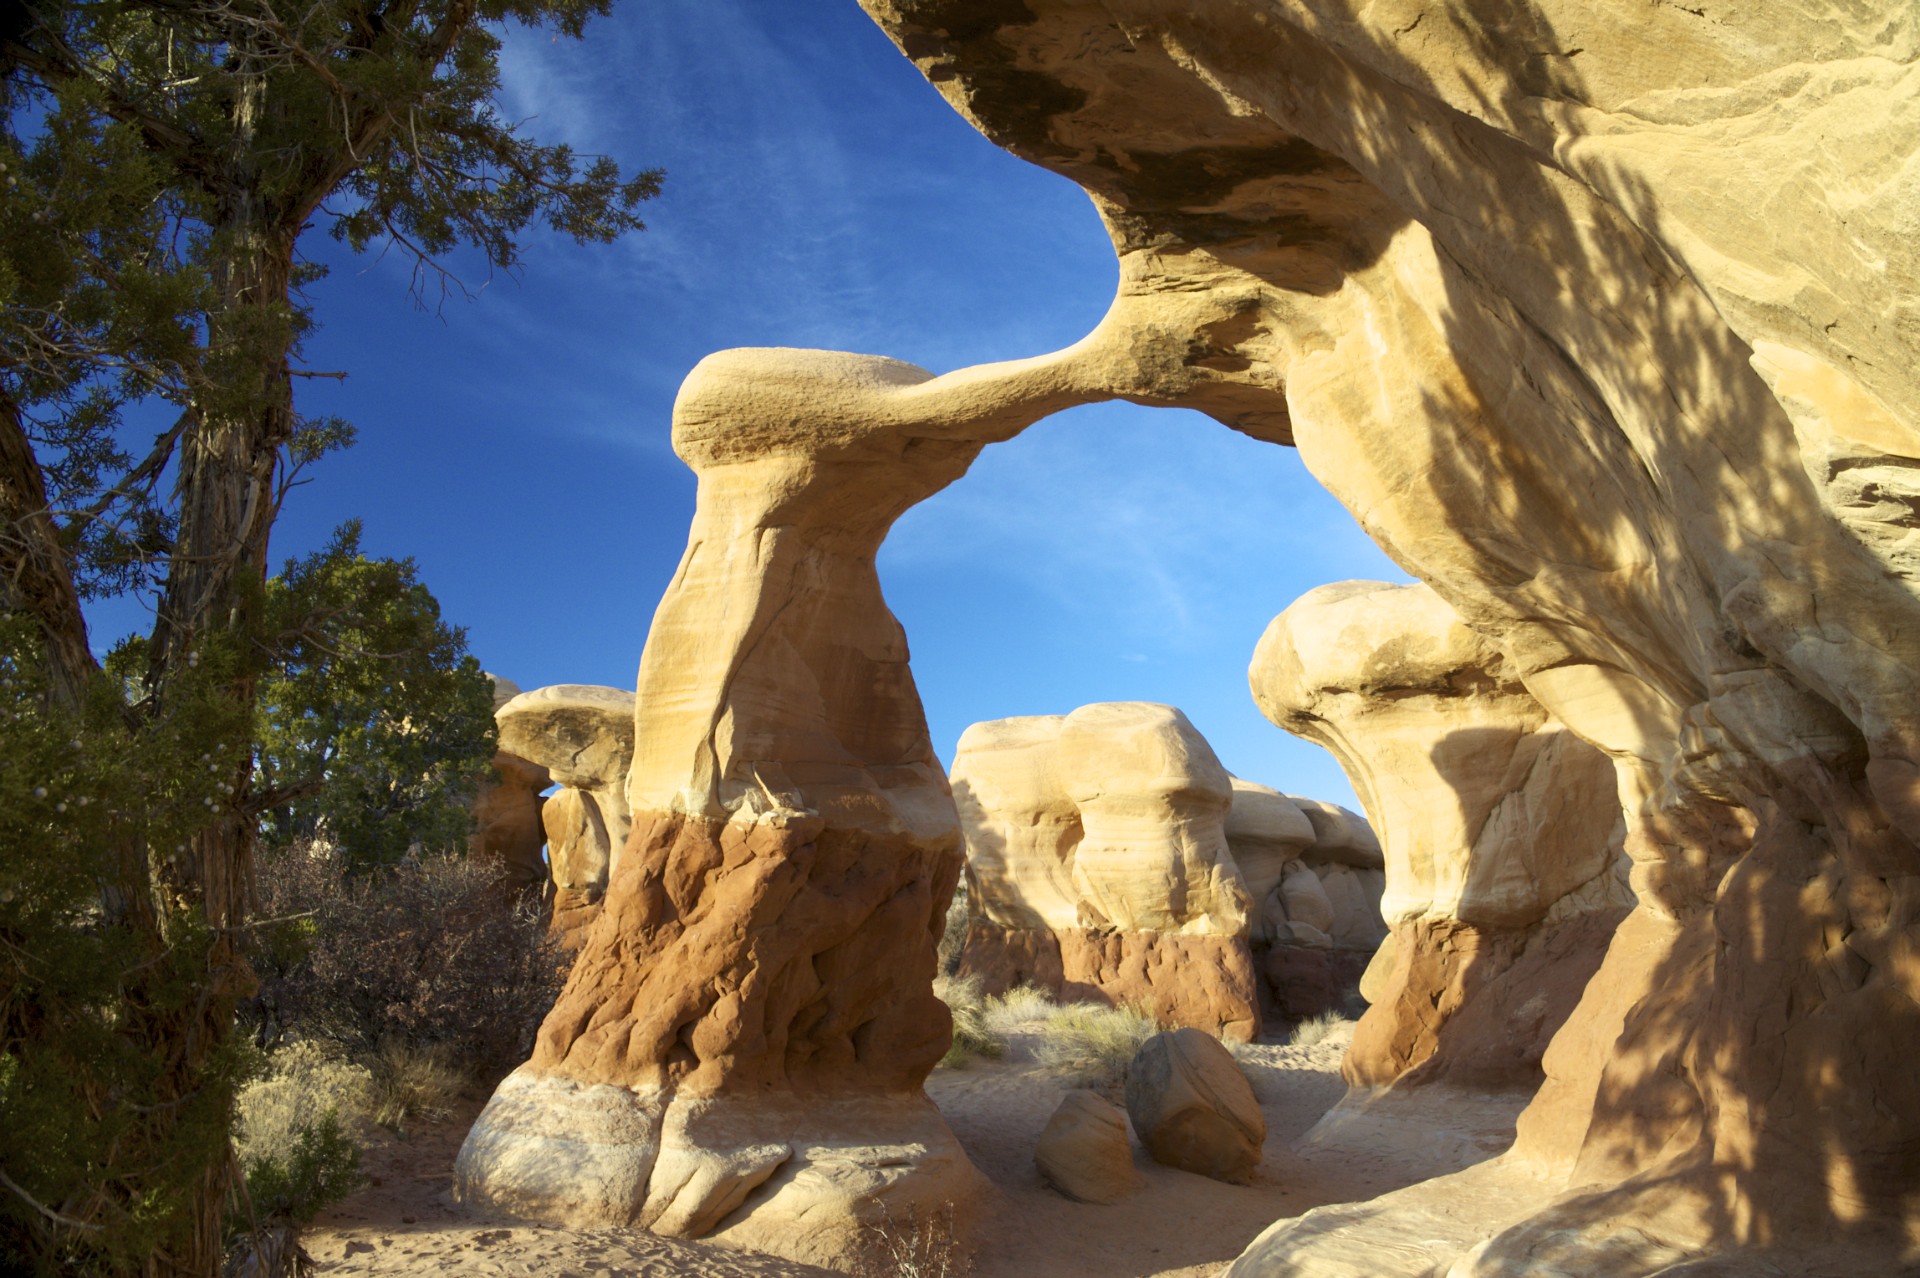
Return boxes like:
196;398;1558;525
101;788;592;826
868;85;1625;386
460;2;1920;1272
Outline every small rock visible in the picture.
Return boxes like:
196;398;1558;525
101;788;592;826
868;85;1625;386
1124;1027;1265;1183
1035;1090;1142;1203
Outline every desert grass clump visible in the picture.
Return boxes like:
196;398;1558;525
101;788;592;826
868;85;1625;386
1289;1010;1354;1048
934;972;1000;1068
851;1203;972;1278
980;983;1056;1038
366;1039;464;1131
1031;1002;1157;1089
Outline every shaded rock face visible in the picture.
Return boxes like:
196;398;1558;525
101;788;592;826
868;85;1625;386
855;1;1920;1269
950;704;1383;1040
1251;580;1630;1088
469;675;551;898
1036;1090;1142;1204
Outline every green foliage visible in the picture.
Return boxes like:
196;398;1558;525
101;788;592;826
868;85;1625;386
239;1111;363;1225
0;619;256;1273
256;521;497;864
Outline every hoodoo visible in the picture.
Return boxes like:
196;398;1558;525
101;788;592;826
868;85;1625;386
460;2;1920;1271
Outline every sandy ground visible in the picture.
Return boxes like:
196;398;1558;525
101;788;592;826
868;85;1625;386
304;1023;1524;1277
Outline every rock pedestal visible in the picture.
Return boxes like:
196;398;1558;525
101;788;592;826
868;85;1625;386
457;345;1125;1268
1252;581;1629;1088
951;703;1262;1041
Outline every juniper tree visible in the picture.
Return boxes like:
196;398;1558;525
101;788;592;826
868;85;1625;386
0;0;656;1269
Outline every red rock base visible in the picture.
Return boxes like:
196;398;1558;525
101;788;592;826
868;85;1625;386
958;918;1260;1042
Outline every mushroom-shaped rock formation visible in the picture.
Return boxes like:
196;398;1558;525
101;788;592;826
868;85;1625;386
493;684;636;938
952;703;1262;1041
1253;580;1629;1087
457;346;1134;1268
952;703;1384;1038
469;675;552;898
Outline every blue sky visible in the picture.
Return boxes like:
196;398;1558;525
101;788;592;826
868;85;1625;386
104;0;1409;810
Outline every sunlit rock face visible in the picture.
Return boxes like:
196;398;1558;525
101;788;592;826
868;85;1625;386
457;345;1134;1269
951;703;1263;1041
493;684;636;942
952;704;1385;1037
1253;580;1630;1087
858;1;1920;1271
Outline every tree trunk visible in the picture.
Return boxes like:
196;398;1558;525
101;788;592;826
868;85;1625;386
0;386;98;711
136;48;303;1273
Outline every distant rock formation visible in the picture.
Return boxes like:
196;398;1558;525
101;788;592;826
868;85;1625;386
952;703;1385;1037
1253;581;1630;1087
468;675;550;898
493;684;635;944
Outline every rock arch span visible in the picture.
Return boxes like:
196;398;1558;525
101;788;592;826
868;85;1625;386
461;2;1920;1273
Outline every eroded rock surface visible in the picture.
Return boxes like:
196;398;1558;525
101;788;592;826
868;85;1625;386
493;684;635;939
952;703;1383;1040
1035;1090;1142;1204
1124;1028;1266;1184
854;1;1920;1270
458;346;1133;1268
1253;581;1630;1087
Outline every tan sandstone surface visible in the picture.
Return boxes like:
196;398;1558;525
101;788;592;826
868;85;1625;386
493;683;636;940
845;3;1920;1272
951;705;1386;1040
314;1022;1524;1278
1252;580;1631;1088
454;1;1919;1270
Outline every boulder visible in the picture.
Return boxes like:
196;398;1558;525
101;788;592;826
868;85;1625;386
467;675;551;896
1035;1090;1142;1204
1123;1028;1265;1184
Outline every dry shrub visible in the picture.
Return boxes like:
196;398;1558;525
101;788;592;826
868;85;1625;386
980;983;1055;1038
250;841;564;1083
366;1040;462;1131
233;1042;373;1168
231;1041;369;1241
933;972;999;1069
1031;1003;1156;1089
851;1203;971;1278
1289;1011;1354;1048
